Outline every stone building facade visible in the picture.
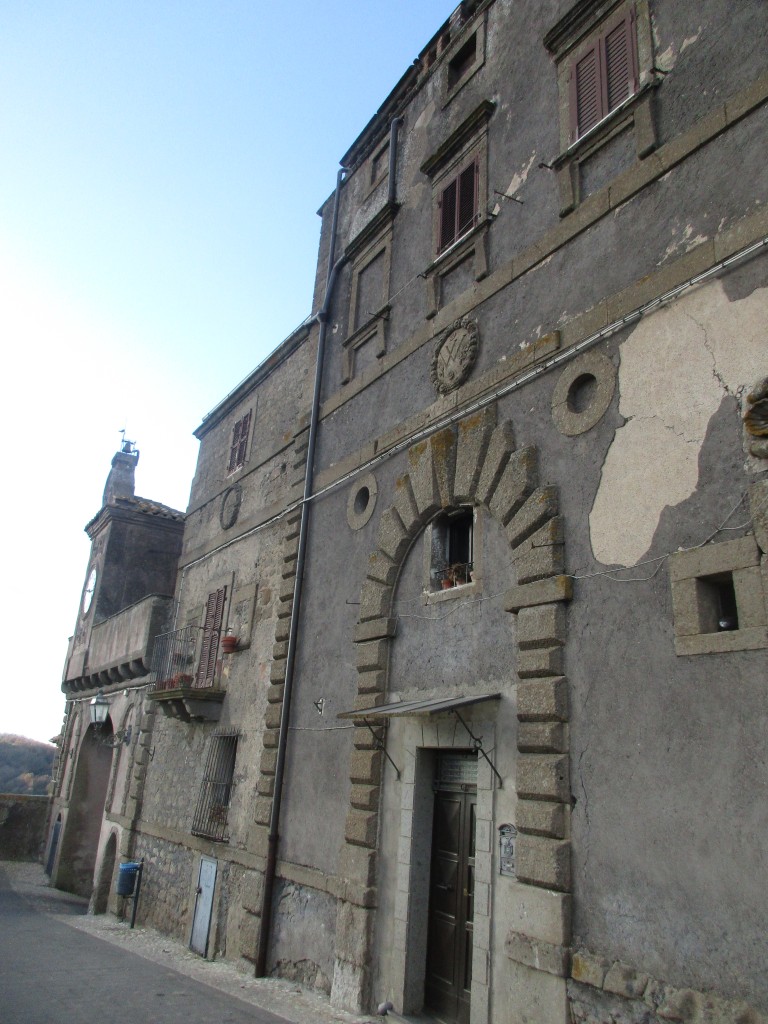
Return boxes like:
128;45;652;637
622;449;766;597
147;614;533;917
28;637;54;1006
48;2;768;1023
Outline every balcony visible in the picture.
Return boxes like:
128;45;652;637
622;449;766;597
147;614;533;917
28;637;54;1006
147;625;225;722
62;595;174;694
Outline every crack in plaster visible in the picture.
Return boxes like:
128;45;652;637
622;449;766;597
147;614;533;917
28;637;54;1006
589;278;767;566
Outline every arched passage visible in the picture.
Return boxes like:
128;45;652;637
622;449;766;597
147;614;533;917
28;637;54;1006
92;831;118;914
55;718;113;897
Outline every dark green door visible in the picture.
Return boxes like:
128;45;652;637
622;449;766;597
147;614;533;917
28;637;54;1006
424;755;476;1024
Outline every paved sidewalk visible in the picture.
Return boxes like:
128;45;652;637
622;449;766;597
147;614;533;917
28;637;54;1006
1;860;378;1024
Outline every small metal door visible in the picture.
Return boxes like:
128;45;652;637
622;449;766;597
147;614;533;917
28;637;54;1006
190;856;217;956
45;817;61;877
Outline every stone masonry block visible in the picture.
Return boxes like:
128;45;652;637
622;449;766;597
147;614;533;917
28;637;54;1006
355;639;390;673
274;617;290;643
282;534;300;563
516;799;567;838
750;480;768;554
454;407;496;503
339;842;377;887
604;961;649;1000
506;490;559;549
514;544;566;585
476;421;516;506
353;726;381;750
391;474;422;534
518;721;567;753
489;446;538;526
257;775;275;797
516;516;565;553
376;507;411;564
270;660;287;684
517;677;569;722
571;950;610;989
358;579;394;623
657;986;702;1022
354;617;397;643
407;439;442;518
240;870;265;915
350;784;380;811
356;670;386;695
351;692;386;714
506;576;572;611
281;557;298;581
516;835;571;892
262;729;279;748
733;566;768;629
260;748;278;775
336;901;375;967
517;604;567;650
254;797;272;826
505;932;570;978
669;535;759;581
518;646;564;678
430;427;457;508
272;641;288;661
265;703;283;729
238;909;260;963
366;550;398;587
506;885;571;947
345;810;379;849
350;748;383;786
278;577;296;603
516;754;570;802
267;683;284;704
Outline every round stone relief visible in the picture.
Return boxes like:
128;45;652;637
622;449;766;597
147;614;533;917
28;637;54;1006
430;317;479;395
347;472;378;531
220;483;242;530
744;376;768;459
551;350;617;436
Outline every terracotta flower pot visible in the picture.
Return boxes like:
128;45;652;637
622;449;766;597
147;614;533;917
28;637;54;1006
221;636;239;654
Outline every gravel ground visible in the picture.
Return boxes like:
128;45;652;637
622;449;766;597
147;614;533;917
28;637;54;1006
2;860;379;1024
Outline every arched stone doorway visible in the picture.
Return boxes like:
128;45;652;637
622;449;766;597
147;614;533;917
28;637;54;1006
55;718;113;897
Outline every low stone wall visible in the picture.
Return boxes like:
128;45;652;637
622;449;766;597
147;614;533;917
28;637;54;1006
0;795;51;861
570;950;767;1024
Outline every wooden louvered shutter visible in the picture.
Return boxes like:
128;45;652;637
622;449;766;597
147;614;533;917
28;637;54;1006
196;587;226;687
439;177;458;252
571;42;600;141
457;160;478;237
604;10;637;113
235;411;250;468
228;420;242;473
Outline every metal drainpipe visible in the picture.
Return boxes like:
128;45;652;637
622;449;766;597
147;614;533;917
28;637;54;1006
388;115;402;206
255;166;348;977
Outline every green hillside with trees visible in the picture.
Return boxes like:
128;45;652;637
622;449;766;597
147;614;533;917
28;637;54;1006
0;735;55;795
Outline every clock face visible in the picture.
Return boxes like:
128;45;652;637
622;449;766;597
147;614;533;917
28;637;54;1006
82;568;97;614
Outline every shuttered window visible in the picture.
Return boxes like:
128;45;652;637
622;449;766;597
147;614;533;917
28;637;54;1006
196;587;226;688
438;159;479;253
191;731;238;841
228;411;251;473
569;9;638;142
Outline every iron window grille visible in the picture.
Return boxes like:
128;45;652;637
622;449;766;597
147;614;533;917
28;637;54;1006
191;730;239;842
569;7;638;142
228;411;251;473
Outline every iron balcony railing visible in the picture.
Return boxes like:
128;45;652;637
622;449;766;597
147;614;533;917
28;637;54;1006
149;624;202;693
434;561;474;588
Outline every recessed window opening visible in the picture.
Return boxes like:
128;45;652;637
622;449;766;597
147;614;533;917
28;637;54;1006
698;572;739;633
431;508;474;589
371;142;390;186
567;373;598;413
191;731;239;842
448;33;477;88
228;411;251;473
438;160;479;254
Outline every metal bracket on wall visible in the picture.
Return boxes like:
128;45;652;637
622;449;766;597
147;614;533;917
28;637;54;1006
363;718;400;779
452;709;503;788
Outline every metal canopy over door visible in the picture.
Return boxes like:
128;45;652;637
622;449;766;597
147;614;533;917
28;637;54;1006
424;752;477;1024
190;855;217;956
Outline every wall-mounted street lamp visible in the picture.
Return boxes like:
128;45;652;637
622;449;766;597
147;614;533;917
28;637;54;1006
89;689;132;747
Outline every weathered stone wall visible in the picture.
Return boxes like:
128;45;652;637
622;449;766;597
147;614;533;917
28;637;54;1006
0;795;51;861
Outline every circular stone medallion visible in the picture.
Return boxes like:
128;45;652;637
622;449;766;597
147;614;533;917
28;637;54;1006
220;484;243;530
430;318;479;395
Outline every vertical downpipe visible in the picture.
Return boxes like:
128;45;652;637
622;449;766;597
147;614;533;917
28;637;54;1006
255;166;347;977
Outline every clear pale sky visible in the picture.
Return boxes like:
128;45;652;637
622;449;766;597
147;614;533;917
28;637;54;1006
0;1;455;744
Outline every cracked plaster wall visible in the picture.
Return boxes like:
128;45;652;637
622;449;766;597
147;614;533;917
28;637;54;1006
590;276;767;567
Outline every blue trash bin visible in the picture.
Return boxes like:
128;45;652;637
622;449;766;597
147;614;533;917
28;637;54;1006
116;861;141;896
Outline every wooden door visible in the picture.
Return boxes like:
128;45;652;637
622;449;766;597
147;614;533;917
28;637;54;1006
424;758;476;1024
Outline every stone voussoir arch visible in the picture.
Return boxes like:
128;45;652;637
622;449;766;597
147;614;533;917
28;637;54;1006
331;407;574;1007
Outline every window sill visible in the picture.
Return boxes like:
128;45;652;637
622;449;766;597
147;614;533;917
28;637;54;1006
423;219;490;320
424;578;481;607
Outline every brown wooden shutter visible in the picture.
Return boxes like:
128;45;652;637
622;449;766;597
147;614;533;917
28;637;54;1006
236;411;250;468
457;160;478;237
439;177;458;252
196;587;226;687
228;421;242;473
572;43;600;139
